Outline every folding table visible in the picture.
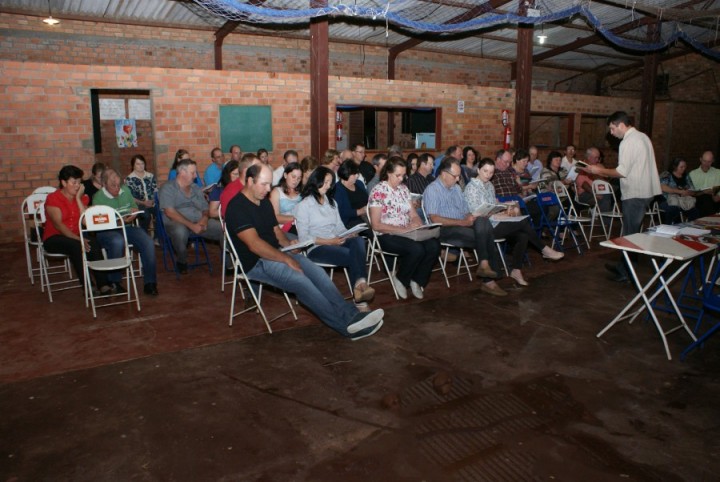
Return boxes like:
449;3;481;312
598;233;716;360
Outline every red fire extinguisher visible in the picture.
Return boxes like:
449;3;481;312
335;111;343;141
503;125;512;150
501;109;511;149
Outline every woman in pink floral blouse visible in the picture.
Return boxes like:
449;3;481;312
368;156;440;300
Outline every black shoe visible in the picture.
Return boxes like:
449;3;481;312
112;283;127;295
143;283;159;296
177;262;188;274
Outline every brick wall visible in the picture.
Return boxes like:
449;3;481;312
0;13;596;95
2;59;643;242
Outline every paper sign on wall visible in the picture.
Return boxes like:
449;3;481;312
115;119;137;148
99;99;126;120
129;99;151;120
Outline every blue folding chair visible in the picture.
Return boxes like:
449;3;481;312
154;193;212;278
535;191;585;254
681;255;720;360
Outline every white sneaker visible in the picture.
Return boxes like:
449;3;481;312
410;280;424;299
350;320;383;341
392;275;408;299
347;308;384;334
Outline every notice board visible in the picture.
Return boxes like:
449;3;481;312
219;105;273;153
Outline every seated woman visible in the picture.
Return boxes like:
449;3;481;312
125;154;157;233
335;160;369;229
43;165;112;295
300;155;320;186
511;148;536;192
294;166;376;307
659;157;700;224
168;149;202;186
406;153;419;178
82;162;106;206
539;150;569;190
208;160;240;219
461;146;479;187
465;158;564;286
269;162;303;240
368;156;441;300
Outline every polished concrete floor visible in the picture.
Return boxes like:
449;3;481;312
1;240;719;481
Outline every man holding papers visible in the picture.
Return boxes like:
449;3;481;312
225;164;384;340
424;157;508;296
581;111;662;282
93;168;159;296
294;166;376;308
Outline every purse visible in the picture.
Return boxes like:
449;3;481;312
666;193;696;211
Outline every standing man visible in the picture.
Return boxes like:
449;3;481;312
225;164;384;340
204;147;225;186
272;149;299;187
159;158;223;274
351;143;375;185
688;150;720;216
583;111;662;282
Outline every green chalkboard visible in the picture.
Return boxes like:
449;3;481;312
219;105;272;153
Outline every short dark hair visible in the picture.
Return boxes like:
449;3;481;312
283;149;298;161
91;162;106;176
210;147;223;158
495;149;508;160
245;163;264;184
257;148;268;157
130;154;146;171
513;148;529;164
668;157;686;173
338;159;360;181
58;165;84;185
445;145;460;157
546;151;562;168
607;111;632;126
418;153;434;166
379;156;406;182
439;156;460;173
462;146;479;166
371;153;387;166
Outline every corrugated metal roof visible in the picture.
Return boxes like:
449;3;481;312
2;0;719;71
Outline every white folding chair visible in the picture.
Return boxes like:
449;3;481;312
644;199;663;229
33;203;79;302
218;206;235;292
21;192;59;285
223;221;297;332
32;186;57;195
79;205;141;318
554;181;592;250
592;180;623;240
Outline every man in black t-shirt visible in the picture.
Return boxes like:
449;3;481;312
224;164;384;340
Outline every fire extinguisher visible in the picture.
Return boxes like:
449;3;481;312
501;109;511;149
335;111;343;141
504;125;512;150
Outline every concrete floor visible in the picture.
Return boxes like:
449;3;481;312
1;240;719;481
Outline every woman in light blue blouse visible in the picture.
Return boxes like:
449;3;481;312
125;154;157;233
465;158;563;286
294;166;375;307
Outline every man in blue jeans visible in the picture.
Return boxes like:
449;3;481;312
581;111;662;282
224;164;384;340
93;168;159;295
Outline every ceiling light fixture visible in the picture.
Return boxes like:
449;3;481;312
536;24;547;44
43;0;60;26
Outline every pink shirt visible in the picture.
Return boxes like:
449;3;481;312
219;179;243;217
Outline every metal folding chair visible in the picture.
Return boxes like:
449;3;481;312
79;205;141;317
536;191;585;254
32;202;79;302
222;221;297;332
592;180;623;240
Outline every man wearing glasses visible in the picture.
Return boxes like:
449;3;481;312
424;157;507;296
351;143;376;185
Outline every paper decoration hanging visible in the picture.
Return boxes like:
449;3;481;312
115;119;137;148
